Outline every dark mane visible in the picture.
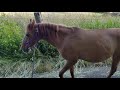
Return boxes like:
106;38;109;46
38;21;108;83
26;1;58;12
39;23;79;36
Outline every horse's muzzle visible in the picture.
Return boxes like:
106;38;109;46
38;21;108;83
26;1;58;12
22;48;29;53
20;44;29;53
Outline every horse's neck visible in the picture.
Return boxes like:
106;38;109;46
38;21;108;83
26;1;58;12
42;25;68;49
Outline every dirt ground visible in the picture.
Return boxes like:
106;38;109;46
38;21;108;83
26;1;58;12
33;66;120;78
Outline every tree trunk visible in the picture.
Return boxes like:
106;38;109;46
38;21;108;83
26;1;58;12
34;12;42;23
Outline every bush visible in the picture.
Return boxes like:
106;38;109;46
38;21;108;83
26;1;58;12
37;40;59;58
0;15;23;57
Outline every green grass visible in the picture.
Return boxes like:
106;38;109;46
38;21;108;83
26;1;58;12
0;12;120;77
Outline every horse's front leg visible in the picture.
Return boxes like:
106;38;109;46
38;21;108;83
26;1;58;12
70;66;74;78
59;60;77;78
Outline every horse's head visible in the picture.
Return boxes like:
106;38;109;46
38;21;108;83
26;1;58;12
21;19;40;52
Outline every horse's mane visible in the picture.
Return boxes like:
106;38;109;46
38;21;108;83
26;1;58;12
39;23;79;36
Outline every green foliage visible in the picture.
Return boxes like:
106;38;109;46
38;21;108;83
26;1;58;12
37;40;59;58
0;16;23;56
0;15;59;58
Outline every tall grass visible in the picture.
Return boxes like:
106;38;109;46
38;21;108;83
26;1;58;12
0;12;120;77
42;12;120;29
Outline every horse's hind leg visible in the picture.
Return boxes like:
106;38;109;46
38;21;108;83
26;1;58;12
59;60;77;78
107;54;120;78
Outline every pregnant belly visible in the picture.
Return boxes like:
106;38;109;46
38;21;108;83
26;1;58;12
79;51;112;63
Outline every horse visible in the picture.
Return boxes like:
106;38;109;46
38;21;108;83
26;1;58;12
21;19;120;78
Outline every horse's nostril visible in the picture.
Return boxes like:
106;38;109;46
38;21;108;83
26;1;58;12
26;42;29;44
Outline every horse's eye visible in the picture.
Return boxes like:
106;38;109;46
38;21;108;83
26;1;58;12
26;34;30;37
35;28;39;32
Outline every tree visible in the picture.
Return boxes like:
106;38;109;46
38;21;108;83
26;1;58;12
31;12;42;78
34;12;42;23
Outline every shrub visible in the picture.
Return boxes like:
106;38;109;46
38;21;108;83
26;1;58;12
0;15;23;56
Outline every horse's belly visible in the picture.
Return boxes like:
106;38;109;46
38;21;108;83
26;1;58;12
78;37;116;62
79;52;111;62
60;46;113;62
76;39;115;62
78;48;113;62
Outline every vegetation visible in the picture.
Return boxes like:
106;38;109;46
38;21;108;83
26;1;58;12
0;12;120;77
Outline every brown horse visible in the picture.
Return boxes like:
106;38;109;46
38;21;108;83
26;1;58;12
21;19;120;78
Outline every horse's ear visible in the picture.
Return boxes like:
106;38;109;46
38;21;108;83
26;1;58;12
32;19;35;26
30;19;32;23
28;19;36;31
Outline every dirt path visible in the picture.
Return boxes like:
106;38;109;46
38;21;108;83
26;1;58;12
33;66;120;78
